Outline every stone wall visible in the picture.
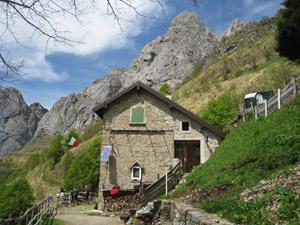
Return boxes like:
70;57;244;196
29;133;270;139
157;200;232;225
99;89;222;190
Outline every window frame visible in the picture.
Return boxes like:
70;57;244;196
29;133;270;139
180;120;190;132
131;165;142;181
130;106;145;124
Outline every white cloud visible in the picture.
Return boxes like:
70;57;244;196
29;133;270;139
245;0;254;4
24;53;69;82
252;1;280;15
0;0;167;82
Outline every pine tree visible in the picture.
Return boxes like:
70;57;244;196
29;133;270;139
276;0;300;61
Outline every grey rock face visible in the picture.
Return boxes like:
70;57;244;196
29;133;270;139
34;11;219;138
221;18;246;39
34;92;97;137
0;88;47;157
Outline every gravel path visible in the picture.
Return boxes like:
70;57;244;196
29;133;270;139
54;205;123;225
55;214;123;225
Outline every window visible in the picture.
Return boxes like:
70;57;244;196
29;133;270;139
131;162;143;181
131;107;144;123
181;121;190;132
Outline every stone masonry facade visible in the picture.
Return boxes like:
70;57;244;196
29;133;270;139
98;88;222;190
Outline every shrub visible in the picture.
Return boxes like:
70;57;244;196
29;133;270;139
64;136;102;191
159;83;171;96
199;90;240;129
264;62;297;89
64;128;79;147
47;134;64;168
0;178;34;219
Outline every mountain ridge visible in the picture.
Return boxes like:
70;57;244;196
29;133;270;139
0;11;245;157
33;11;222;138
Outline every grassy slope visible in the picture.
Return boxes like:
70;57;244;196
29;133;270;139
173;94;300;222
173;20;300;114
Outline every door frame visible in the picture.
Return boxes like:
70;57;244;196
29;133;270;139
174;139;202;173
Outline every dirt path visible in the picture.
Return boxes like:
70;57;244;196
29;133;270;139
55;214;123;225
54;205;123;225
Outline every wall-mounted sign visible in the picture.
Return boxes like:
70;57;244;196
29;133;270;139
101;146;112;161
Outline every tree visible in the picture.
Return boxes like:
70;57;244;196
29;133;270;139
47;134;64;167
159;83;171;96
0;178;34;219
276;0;300;61
199;90;240;130
0;0;171;88
265;61;297;89
64;136;102;191
64;128;79;147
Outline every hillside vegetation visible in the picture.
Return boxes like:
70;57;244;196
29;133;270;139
173;94;300;224
173;18;300;122
0;120;102;203
1;13;300;223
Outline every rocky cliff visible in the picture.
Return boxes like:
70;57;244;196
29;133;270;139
0;88;47;157
2;12;245;154
221;18;246;39
33;11;220;137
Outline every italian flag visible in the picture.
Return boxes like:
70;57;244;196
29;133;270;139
68;135;79;147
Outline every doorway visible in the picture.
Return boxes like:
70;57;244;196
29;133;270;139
174;141;200;173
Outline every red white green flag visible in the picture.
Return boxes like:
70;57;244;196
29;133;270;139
68;135;79;147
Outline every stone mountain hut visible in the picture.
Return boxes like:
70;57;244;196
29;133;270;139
93;81;225;190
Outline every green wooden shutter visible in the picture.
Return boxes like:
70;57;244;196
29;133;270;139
132;108;139;123
131;108;144;123
138;108;144;123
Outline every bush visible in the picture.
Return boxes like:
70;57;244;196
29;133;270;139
264;62;297;89
47;134;64;167
0;178;34;219
64;128;79;147
199;90;240;129
64;136;102;191
159;83;171;96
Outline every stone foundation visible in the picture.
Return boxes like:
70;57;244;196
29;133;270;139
134;200;233;225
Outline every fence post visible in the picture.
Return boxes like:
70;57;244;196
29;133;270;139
31;204;35;222
250;102;254;114
239;104;245;122
264;99;268;117
18;211;22;225
278;89;281;109
293;78;297;97
26;208;29;225
255;106;258;121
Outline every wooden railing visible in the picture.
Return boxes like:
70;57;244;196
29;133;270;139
139;161;182;207
0;197;56;225
241;78;298;119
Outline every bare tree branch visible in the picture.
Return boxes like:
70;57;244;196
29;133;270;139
0;0;173;88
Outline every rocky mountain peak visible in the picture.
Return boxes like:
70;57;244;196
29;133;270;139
221;18;246;38
170;11;205;27
29;103;48;120
0;88;47;157
33;11;220;139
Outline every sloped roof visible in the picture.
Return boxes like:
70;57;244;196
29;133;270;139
93;81;226;138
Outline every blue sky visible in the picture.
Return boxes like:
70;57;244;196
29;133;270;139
3;0;283;109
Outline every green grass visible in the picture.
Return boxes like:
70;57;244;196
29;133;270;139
246;54;285;74
173;95;300;223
